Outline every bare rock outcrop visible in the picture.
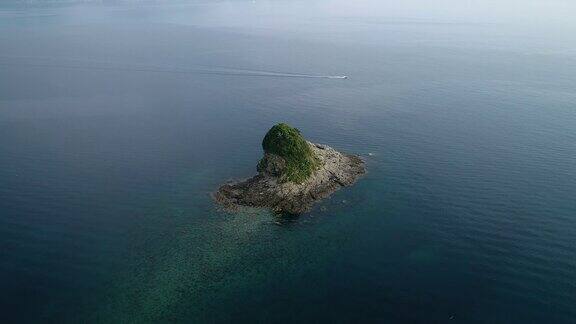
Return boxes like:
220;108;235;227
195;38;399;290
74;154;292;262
214;142;365;214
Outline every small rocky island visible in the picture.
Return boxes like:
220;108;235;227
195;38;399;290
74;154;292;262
214;123;366;214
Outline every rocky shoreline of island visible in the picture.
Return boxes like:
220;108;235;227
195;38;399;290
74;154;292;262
214;137;365;214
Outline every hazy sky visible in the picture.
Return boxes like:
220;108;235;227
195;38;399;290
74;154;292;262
3;0;575;30
291;0;576;25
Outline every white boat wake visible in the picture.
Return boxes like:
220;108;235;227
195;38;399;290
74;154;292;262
0;56;348;80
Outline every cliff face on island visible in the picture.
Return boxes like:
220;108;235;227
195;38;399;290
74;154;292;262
214;124;365;214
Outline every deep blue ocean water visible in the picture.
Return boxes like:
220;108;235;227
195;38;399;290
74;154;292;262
1;1;575;323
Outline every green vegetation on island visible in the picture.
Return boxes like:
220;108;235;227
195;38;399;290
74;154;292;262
258;123;320;183
216;122;365;213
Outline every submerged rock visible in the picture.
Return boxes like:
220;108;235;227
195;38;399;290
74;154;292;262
214;123;365;214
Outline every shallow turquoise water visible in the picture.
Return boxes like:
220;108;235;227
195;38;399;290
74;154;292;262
1;1;575;323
